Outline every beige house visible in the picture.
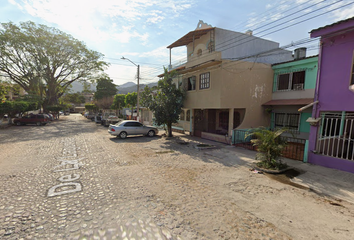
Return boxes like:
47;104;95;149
163;21;293;143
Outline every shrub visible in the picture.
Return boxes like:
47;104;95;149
249;127;289;170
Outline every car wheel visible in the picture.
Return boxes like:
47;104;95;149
119;131;127;139
16;122;21;126
36;122;41;126
147;130;155;137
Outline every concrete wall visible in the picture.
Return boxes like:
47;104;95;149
308;19;354;173
215;28;293;64
181;60;273;130
185;28;293;67
272;56;318;98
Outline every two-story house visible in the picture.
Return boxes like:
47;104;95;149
163;21;293;143
263;52;318;140
308;17;354;173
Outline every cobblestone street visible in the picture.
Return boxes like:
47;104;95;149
1;114;354;239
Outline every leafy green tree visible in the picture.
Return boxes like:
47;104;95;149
125;92;137;118
0;80;10;103
95;97;114;110
61;93;86;106
0;21;107;111
140;68;185;137
0;100;38;124
94;77;118;100
111;94;126;115
85;103;98;112
46;105;64;119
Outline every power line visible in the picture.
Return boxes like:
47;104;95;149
168;1;351;69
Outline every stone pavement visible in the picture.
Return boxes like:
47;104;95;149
175;133;354;205
1;115;354;239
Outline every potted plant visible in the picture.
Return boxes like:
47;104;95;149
248;127;289;172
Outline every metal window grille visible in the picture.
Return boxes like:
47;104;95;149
200;72;210;89
274;113;300;133
316;112;354;161
277;71;305;91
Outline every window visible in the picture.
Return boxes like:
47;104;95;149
316;112;354;160
278;74;290;90
188;76;196;91
180;110;185;121
320;112;341;137
200;72;210;89
186;110;190;121
219;111;228;130
276;71;305;91
274;113;300;130
124;122;142;127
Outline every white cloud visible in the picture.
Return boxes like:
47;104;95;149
333;4;354;21
11;0;194;45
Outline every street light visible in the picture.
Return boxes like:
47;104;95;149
121;56;140;122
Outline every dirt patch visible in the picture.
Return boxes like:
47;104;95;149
265;169;309;190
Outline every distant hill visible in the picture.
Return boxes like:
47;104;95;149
118;82;136;88
118;82;158;94
69;81;96;93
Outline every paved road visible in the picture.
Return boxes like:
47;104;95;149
0;115;178;239
0;114;353;240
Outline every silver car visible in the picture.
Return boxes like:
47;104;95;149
108;120;158;139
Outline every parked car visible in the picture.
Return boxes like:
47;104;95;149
44;113;54;121
101;112;120;127
13;114;49;126
108;120;158;139
94;114;102;123
85;112;95;120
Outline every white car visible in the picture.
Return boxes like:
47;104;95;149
108;120;158;139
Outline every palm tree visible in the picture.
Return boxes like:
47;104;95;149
249;127;288;170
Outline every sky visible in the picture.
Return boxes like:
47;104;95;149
0;0;353;87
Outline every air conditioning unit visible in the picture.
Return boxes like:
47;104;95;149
293;83;304;90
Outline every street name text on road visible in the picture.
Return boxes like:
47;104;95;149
47;138;84;197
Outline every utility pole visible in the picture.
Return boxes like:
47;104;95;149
137;65;140;122
121;56;140;122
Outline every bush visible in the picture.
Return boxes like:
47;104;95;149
249;127;289;170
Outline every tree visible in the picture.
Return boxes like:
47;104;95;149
0;80;10;103
125;92;137;119
94;77;118;100
95;97;114;110
61;93;86;106
249;127;289;170
140;68;185;137
111;94;126;116
0;21;107;111
85;103;98;112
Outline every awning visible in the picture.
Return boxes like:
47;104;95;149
262;98;314;106
157;60;222;77
167;28;215;49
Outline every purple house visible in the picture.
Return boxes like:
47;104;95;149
308;17;354;173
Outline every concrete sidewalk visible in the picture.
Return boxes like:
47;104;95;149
177;133;354;205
